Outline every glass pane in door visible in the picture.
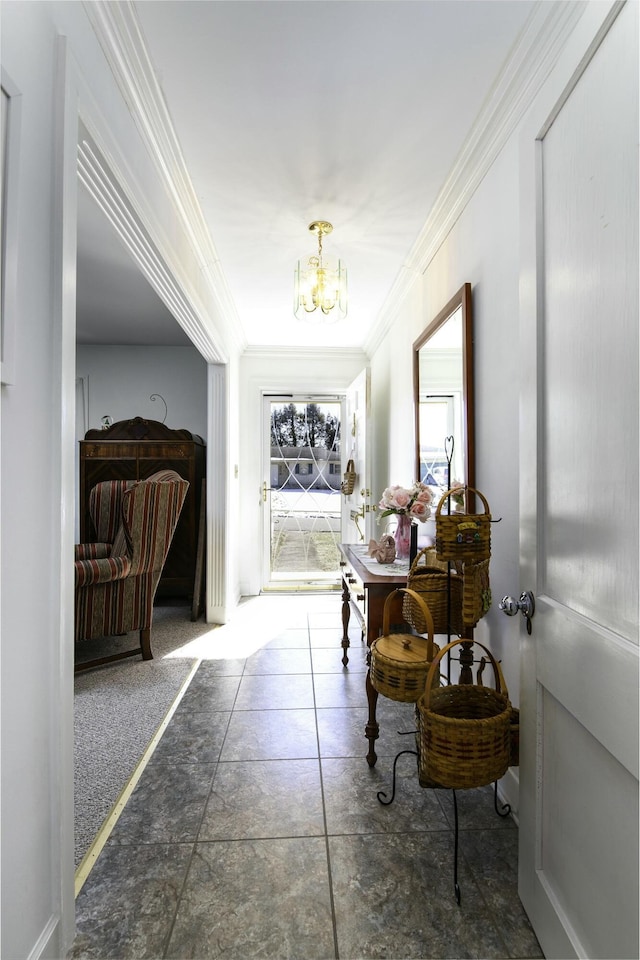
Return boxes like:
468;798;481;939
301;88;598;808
269;400;341;583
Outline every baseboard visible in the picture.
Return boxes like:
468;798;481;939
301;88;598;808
27;913;60;960
498;766;520;825
260;584;340;594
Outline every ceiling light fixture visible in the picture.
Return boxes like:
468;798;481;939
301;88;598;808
294;221;347;322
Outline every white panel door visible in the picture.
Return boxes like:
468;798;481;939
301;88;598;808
342;368;372;544
519;4;639;958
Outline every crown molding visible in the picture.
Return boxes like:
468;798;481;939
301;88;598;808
242;344;368;364
82;0;246;356
77;135;228;362
364;0;587;356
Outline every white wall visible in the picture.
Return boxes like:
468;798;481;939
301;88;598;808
0;3;230;957
76;345;207;436
370;283;423;495
368;90;525;814
1;6;73;958
424;134;523;691
238;349;366;597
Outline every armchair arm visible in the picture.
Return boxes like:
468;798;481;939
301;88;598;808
75;542;111;561
74;555;132;589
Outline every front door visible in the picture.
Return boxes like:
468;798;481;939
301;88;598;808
518;4;638;958
263;396;342;588
342;368;372;545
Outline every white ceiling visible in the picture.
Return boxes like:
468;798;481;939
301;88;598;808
76;0;537;350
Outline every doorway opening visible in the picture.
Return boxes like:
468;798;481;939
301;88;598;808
264;398;342;589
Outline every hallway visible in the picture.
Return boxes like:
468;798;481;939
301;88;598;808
69;595;542;959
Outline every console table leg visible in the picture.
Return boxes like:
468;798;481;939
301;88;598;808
459;639;474;684
341;575;351;666
365;667;379;767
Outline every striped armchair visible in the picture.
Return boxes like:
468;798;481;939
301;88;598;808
74;470;189;671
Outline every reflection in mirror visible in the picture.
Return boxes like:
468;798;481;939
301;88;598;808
413;283;474;511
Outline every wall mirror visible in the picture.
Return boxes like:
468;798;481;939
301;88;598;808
413;282;474;507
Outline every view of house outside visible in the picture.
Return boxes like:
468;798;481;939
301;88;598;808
269;401;342;578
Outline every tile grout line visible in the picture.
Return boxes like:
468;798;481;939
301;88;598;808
72;599;537;959
162;657;249;958
162;616;339;955
309;614;342;960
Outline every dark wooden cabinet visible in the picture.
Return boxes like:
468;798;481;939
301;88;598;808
80;417;205;608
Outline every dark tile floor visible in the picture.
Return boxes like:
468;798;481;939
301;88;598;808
69;595;543;960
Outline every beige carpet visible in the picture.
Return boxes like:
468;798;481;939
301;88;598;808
73;605;217;867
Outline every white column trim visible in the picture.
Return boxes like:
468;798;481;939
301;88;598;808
52;35;79;958
206;363;229;623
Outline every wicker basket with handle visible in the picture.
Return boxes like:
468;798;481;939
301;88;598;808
434;487;492;562
461;557;492;627
417;638;511;789
340;459;357;495
370;589;440;703
403;547;464;635
509;707;520;767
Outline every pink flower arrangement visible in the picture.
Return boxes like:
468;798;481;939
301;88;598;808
450;480;465;506
378;481;433;522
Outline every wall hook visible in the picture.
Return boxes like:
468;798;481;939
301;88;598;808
150;393;167;423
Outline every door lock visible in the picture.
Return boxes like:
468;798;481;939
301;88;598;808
359;489;377;512
499;591;535;634
350;506;365;542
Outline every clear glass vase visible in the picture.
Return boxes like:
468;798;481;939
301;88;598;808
394;513;412;561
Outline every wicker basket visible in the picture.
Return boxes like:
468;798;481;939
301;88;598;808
370;589;440;703
403;548;464;635
415;547;450;573
461;558;492;627
340;459;357;495
509;707;520;767
434;487;492;563
417;638;511;788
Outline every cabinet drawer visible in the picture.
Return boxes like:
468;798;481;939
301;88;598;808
82;443;136;459
138;443;192;459
342;565;366;620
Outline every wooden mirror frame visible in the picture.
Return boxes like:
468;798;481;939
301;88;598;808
413;282;475;499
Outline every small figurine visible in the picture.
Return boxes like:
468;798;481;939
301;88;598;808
368;534;397;564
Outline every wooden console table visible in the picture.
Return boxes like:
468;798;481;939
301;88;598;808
338;543;408;767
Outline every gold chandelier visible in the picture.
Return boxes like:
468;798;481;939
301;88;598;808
294;221;347;322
